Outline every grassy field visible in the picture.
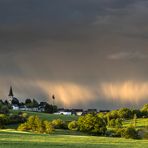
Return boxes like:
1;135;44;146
10;110;148;130
123;118;148;129
0;129;147;148
3;111;147;148
12;111;148;129
11;110;78;121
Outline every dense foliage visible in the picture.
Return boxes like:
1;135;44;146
108;118;122;128
0;101;9;114
18;115;54;134
121;127;139;139
68;121;78;131
77;114;107;135
0;112;27;129
141;104;148;117
104;104;148;121
52;119;68;129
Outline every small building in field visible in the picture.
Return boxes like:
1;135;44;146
54;108;83;116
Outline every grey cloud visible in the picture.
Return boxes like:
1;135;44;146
0;0;148;109
107;51;148;60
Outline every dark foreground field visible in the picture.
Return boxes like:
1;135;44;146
0;129;148;148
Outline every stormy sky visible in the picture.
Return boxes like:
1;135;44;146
0;0;148;109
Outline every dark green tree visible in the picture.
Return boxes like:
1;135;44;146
118;108;132;119
11;97;19;105
141;104;148;117
32;99;39;107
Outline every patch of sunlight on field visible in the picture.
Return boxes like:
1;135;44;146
0;129;29;133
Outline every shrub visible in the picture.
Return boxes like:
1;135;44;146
9;114;26;124
115;118;122;128
0;114;8;129
42;120;54;134
107;127;139;139
26;116;42;132
118;108;133;119
17;122;28;131
108;118;122;128
121;127;139;139
0;105;9;114
21;112;28;118
114;128;125;137
105;128;125;137
108;119;116;127
141;104;148;117
68;121;78;131
17;115;54;134
132;110;143;118
137;128;148;139
110;110;119;119
52;119;66;129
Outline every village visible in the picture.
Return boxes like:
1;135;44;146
1;86;110;116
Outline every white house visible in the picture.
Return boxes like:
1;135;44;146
12;104;19;110
54;111;72;115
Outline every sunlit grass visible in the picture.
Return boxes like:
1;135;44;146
0;130;148;148
123;118;148;128
1;112;148;148
11;110;78;121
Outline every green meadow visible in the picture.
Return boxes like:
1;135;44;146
11;110;148;129
11;110;78;121
0;129;148;148
1;111;147;148
123;118;148;129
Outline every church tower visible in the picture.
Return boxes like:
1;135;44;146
8;86;14;104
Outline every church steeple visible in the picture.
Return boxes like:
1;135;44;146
8;86;14;97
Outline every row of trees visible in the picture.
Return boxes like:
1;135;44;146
67;104;148;139
67;113;144;139
98;104;148;121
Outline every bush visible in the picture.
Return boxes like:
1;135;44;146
141;104;148;117
0;105;9;114
108;119;116;127
121;127;139;139
0;114;9;129
52;119;67;129
108;118;122;128
18;115;54;134
17;122;28;131
132;110;143;118
105;128;123;137
118;108;133;119
115;118;122;128
68;121;78;131
137;128;148;139
42;120;54;134
114;128;125;137
106;127;139;139
9;114;26;124
21;112;28;118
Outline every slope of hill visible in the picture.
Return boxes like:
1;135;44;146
0;130;147;148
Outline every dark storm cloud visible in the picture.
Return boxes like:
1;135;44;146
0;0;148;109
